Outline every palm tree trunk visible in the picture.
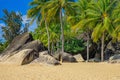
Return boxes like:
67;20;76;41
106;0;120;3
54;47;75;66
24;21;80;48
86;32;89;62
59;8;64;63
60;8;64;53
56;42;59;51
51;41;54;54
101;33;104;62
45;19;50;54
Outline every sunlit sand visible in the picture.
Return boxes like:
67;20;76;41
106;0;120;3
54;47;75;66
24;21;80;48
0;62;120;80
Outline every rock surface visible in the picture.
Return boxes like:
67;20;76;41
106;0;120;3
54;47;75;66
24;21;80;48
53;52;77;62
109;54;120;63
0;33;62;65
0;33;78;65
5;49;36;65
104;41;120;60
81;43;97;60
32;51;60;65
0;33;34;61
2;33;33;55
73;54;84;62
89;58;101;62
19;40;46;52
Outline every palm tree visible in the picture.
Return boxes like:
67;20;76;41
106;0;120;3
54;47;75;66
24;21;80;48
111;1;120;41
27;0;51;53
72;0;92;62
41;0;76;63
44;0;76;53
87;0;118;61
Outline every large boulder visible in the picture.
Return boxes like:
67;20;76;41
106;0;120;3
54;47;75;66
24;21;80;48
73;54;84;62
104;41;120;60
109;54;120;63
1;33;33;57
0;51;18;61
106;41;115;51
32;51;60;65
19;40;46;52
0;33;63;65
0;33;46;62
5;49;36;65
81;43;97;60
85;53;100;62
104;49;114;60
53;52;77;62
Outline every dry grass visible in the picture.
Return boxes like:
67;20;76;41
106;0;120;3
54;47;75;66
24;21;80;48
0;62;120;80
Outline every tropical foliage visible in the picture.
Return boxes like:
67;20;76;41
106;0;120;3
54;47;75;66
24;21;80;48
86;0;119;61
0;41;8;54
1;0;120;62
28;0;120;62
64;38;85;54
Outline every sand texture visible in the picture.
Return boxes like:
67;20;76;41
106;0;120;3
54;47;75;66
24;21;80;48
0;62;120;80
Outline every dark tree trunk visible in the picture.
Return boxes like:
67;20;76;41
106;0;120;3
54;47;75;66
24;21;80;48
60;8;64;53
101;33;105;62
51;41;54;54
59;8;64;63
86;32;90;62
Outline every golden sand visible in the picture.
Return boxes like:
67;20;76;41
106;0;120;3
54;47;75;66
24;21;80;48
0;62;120;80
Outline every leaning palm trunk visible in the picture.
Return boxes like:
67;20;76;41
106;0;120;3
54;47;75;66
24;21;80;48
86;32;90;62
101;33;104;62
60;8;64;63
51;42;54;54
45;19;50;54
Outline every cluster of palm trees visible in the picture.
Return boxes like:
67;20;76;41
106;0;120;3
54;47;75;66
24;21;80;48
28;0;120;62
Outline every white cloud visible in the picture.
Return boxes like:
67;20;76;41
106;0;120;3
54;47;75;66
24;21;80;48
22;15;31;24
0;23;5;27
29;20;37;32
0;23;5;41
22;15;37;32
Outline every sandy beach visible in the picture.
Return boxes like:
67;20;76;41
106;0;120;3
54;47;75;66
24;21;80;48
0;62;120;80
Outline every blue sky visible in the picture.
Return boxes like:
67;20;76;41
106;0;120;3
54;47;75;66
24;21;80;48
0;0;77;41
0;0;30;16
0;0;37;41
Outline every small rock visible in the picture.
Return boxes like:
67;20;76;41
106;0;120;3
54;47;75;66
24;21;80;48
109;54;120;63
89;58;100;62
73;54;84;62
53;52;77;62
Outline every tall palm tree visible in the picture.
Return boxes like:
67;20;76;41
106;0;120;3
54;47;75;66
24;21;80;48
72;0;92;62
44;0;76;53
27;0;51;53
87;0;118;61
111;1;120;41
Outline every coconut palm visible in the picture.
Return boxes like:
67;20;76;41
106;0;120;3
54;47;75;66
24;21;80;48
27;0;51;53
111;1;120;41
87;0;118;61
72;0;92;62
43;0;76;54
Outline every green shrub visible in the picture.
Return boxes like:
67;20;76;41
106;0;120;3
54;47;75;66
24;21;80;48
0;41;8;54
58;38;85;55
